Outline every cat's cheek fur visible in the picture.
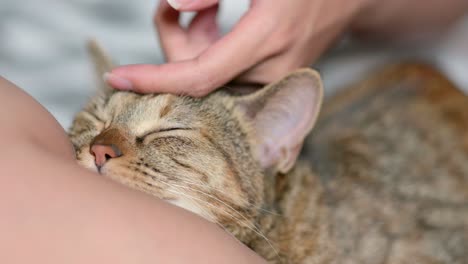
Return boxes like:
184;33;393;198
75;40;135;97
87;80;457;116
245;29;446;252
76;149;98;172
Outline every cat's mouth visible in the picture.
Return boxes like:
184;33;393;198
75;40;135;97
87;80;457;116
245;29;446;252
91;160;113;175
94;162;103;173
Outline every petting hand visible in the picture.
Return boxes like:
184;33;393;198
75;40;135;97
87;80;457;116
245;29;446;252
105;0;468;96
105;0;371;96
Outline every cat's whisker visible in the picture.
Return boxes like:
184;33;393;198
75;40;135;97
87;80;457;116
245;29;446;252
122;163;281;259
145;175;280;258
154;178;258;228
142;175;241;226
179;178;279;216
165;183;279;258
160;185;249;250
155;182;218;224
134;163;281;258
177;178;282;217
145;173;258;226
137;158;281;217
123;162;280;259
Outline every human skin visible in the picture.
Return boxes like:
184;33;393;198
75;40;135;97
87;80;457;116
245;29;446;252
106;0;468;96
0;77;267;264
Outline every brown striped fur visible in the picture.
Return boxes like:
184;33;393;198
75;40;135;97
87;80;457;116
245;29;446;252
69;42;468;263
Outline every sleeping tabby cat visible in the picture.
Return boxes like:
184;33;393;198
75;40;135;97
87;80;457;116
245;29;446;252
69;42;468;263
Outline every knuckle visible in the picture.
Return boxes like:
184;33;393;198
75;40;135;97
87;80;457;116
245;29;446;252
189;76;212;97
188;57;220;97
191;75;215;97
271;31;294;53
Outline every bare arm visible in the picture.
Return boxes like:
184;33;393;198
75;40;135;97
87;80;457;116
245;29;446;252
0;77;266;263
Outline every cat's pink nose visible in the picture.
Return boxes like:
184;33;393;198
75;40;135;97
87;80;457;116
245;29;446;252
90;144;123;169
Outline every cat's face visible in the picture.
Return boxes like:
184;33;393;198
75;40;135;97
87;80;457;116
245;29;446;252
69;69;323;242
70;91;265;236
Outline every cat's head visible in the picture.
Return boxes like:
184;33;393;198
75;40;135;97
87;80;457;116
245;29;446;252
69;41;323;242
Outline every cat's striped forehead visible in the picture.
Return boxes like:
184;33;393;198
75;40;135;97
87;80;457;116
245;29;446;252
103;92;196;136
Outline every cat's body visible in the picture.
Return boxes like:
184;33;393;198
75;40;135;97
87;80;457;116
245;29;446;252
305;64;468;263
260;64;468;263
69;43;468;263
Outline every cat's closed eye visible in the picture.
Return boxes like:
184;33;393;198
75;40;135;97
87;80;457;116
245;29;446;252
137;127;194;143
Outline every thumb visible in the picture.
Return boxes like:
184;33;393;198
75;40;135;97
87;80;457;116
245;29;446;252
167;0;219;11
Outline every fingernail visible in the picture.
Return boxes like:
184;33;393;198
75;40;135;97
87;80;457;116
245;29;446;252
167;0;193;10
103;72;133;90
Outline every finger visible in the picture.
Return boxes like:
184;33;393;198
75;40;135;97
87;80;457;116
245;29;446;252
109;4;281;96
154;0;188;61
187;4;220;43
166;4;221;58
156;3;220;62
106;61;214;97
167;0;219;12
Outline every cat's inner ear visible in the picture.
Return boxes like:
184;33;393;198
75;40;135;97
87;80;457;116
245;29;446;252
87;39;115;94
235;68;323;173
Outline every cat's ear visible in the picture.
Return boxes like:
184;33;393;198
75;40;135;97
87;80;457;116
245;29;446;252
235;68;323;173
86;39;115;94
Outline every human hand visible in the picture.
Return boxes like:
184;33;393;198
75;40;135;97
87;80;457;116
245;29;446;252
104;0;371;96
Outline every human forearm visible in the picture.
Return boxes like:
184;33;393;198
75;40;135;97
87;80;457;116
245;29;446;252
353;0;468;40
0;77;74;158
